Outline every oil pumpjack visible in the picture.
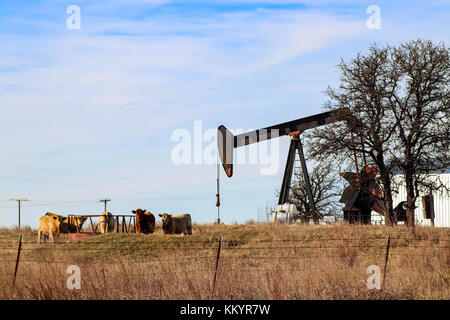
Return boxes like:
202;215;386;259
216;109;345;222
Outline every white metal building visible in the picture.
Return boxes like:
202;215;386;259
372;169;450;227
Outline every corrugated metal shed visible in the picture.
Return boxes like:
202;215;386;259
372;173;450;227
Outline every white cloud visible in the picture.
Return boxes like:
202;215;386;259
0;8;367;228
2;1;448;227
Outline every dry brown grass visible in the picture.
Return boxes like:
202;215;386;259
0;223;449;300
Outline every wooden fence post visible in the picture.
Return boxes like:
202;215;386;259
13;234;23;286
381;233;391;291
127;217;132;233
212;236;222;296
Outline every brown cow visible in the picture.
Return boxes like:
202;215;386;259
132;209;155;234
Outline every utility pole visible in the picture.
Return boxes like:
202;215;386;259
9;198;30;230
99;198;111;212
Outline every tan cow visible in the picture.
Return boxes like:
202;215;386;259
65;216;87;232
45;212;65;220
97;211;115;234
38;215;61;244
158;213;192;235
45;212;86;233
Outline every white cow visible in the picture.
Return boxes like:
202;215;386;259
97;211;115;234
272;203;297;224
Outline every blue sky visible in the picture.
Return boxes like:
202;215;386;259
0;0;449;228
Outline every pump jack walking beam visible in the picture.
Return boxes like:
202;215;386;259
217;109;345;218
217;109;344;178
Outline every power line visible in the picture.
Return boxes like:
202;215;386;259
0;163;274;197
0;163;159;184
0;163;222;191
0;175;152;194
0;176;264;203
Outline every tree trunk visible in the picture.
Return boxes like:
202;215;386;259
377;159;395;226
384;198;394;225
379;171;395;225
404;170;416;234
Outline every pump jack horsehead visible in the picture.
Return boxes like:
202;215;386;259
217;109;348;222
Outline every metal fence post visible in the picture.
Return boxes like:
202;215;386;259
382;233;391;291
13;234;23;286
212;236;222;296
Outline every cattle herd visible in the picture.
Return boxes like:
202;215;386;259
37;209;193;243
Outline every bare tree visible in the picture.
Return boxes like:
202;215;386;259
389;39;450;231
288;162;342;222
307;40;450;231
307;44;400;225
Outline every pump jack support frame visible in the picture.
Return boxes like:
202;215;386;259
279;131;318;217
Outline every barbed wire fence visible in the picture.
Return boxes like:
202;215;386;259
1;235;448;267
0;232;448;299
